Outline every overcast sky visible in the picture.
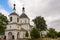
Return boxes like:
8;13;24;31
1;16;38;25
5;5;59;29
0;0;60;32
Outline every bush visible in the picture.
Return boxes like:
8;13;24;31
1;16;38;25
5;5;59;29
47;28;57;38
30;27;40;39
57;32;60;37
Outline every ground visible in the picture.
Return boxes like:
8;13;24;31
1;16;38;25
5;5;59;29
25;38;60;40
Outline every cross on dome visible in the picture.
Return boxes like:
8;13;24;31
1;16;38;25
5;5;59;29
13;3;16;12
22;4;25;13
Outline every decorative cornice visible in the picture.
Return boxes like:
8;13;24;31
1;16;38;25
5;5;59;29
5;29;27;31
5;29;20;31
8;22;20;25
20;23;30;25
8;22;30;25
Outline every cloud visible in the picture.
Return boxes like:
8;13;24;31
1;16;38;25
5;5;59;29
0;5;9;16
0;5;9;20
8;0;23;14
8;0;60;31
49;19;60;32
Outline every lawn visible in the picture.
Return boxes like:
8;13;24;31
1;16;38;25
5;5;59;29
27;38;60;40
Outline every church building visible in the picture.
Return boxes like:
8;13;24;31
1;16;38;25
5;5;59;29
5;4;31;40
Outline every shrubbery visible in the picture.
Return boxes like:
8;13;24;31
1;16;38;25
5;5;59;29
30;27;40;39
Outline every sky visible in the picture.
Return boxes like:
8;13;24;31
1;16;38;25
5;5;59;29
0;0;60;32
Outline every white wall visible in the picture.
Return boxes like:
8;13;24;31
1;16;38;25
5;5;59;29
6;24;21;30
5;30;19;40
21;24;30;30
9;15;19;23
5;14;31;39
19;18;29;24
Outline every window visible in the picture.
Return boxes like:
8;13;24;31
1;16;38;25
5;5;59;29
25;20;26;23
10;17;12;21
17;18;19;22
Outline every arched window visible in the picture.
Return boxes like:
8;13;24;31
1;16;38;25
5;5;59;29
17;18;19;22
25;20;26;23
10;17;12;21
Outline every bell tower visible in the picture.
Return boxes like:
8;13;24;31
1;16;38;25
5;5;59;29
5;3;20;40
9;3;19;23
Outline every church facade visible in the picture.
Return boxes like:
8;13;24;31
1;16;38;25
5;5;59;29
5;4;31;40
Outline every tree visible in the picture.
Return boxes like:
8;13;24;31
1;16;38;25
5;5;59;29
0;13;8;35
32;16;47;31
57;32;60;37
30;27;40;39
47;28;57;38
25;31;29;38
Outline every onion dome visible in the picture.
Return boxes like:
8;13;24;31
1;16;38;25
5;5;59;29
9;4;18;16
20;6;29;19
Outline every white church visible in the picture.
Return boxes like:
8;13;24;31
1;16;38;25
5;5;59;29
5;4;31;40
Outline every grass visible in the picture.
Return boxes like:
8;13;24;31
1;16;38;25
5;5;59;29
27;38;60;40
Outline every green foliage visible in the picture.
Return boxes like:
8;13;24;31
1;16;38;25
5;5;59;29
30;27;40;39
57;32;60;37
47;28;57;38
0;13;8;35
25;31;29;37
32;16;47;31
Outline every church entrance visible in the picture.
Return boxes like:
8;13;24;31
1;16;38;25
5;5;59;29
8;32;13;40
